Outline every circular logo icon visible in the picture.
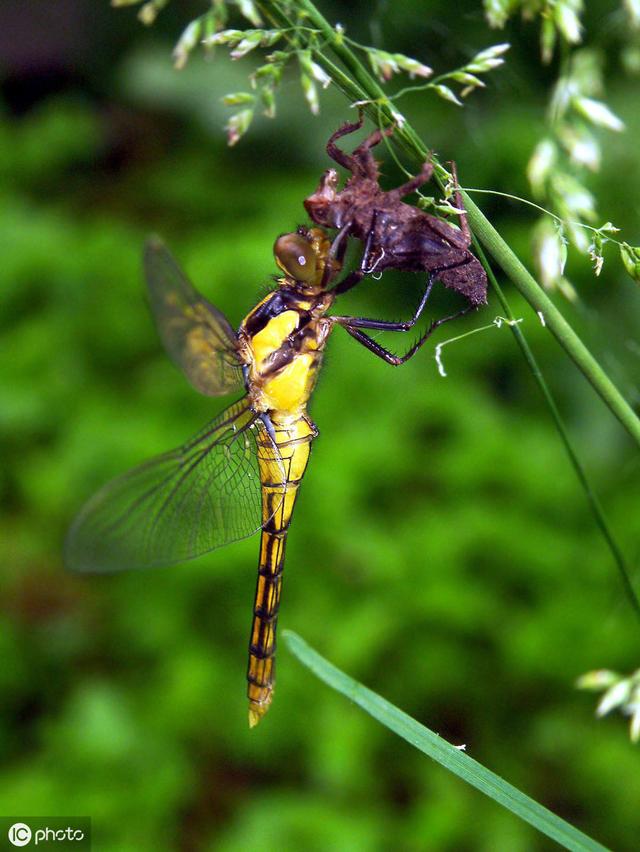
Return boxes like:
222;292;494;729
8;823;32;847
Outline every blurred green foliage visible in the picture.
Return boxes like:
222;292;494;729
1;2;639;850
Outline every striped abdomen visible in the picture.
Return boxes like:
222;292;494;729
247;414;315;727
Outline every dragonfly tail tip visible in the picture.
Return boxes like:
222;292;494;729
248;702;270;728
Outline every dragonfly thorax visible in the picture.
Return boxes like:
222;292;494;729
240;287;334;419
238;227;339;419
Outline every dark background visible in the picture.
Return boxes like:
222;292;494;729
1;1;639;849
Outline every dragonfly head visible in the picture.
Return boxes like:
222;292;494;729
274;226;339;292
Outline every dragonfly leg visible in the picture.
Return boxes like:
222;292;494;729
331;260;366;296
352;123;395;180
332;277;435;332
339;302;473;366
331;269;364;296
326;112;364;171
352;122;394;156
322;222;353;289
259;412;279;447
331;209;384;295
391;158;434;200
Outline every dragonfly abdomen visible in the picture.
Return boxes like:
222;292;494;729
247;526;287;727
247;415;315;727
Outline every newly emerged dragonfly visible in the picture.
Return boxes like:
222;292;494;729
66;226;458;725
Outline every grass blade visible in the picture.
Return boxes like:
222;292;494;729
283;631;611;852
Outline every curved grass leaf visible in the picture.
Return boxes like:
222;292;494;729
283;631;610;852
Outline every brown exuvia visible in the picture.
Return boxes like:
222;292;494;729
304;114;487;307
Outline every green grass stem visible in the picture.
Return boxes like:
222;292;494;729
472;240;640;626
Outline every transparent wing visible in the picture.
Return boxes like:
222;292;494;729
144;236;245;396
65;399;284;573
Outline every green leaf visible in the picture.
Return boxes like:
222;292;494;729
284;631;611;852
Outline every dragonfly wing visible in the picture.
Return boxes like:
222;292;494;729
65;400;285;573
144;236;245;396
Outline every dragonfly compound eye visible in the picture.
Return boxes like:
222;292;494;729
274;233;317;284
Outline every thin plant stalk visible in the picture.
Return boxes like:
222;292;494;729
472;239;640;626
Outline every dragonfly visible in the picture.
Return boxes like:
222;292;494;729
65;226;458;726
